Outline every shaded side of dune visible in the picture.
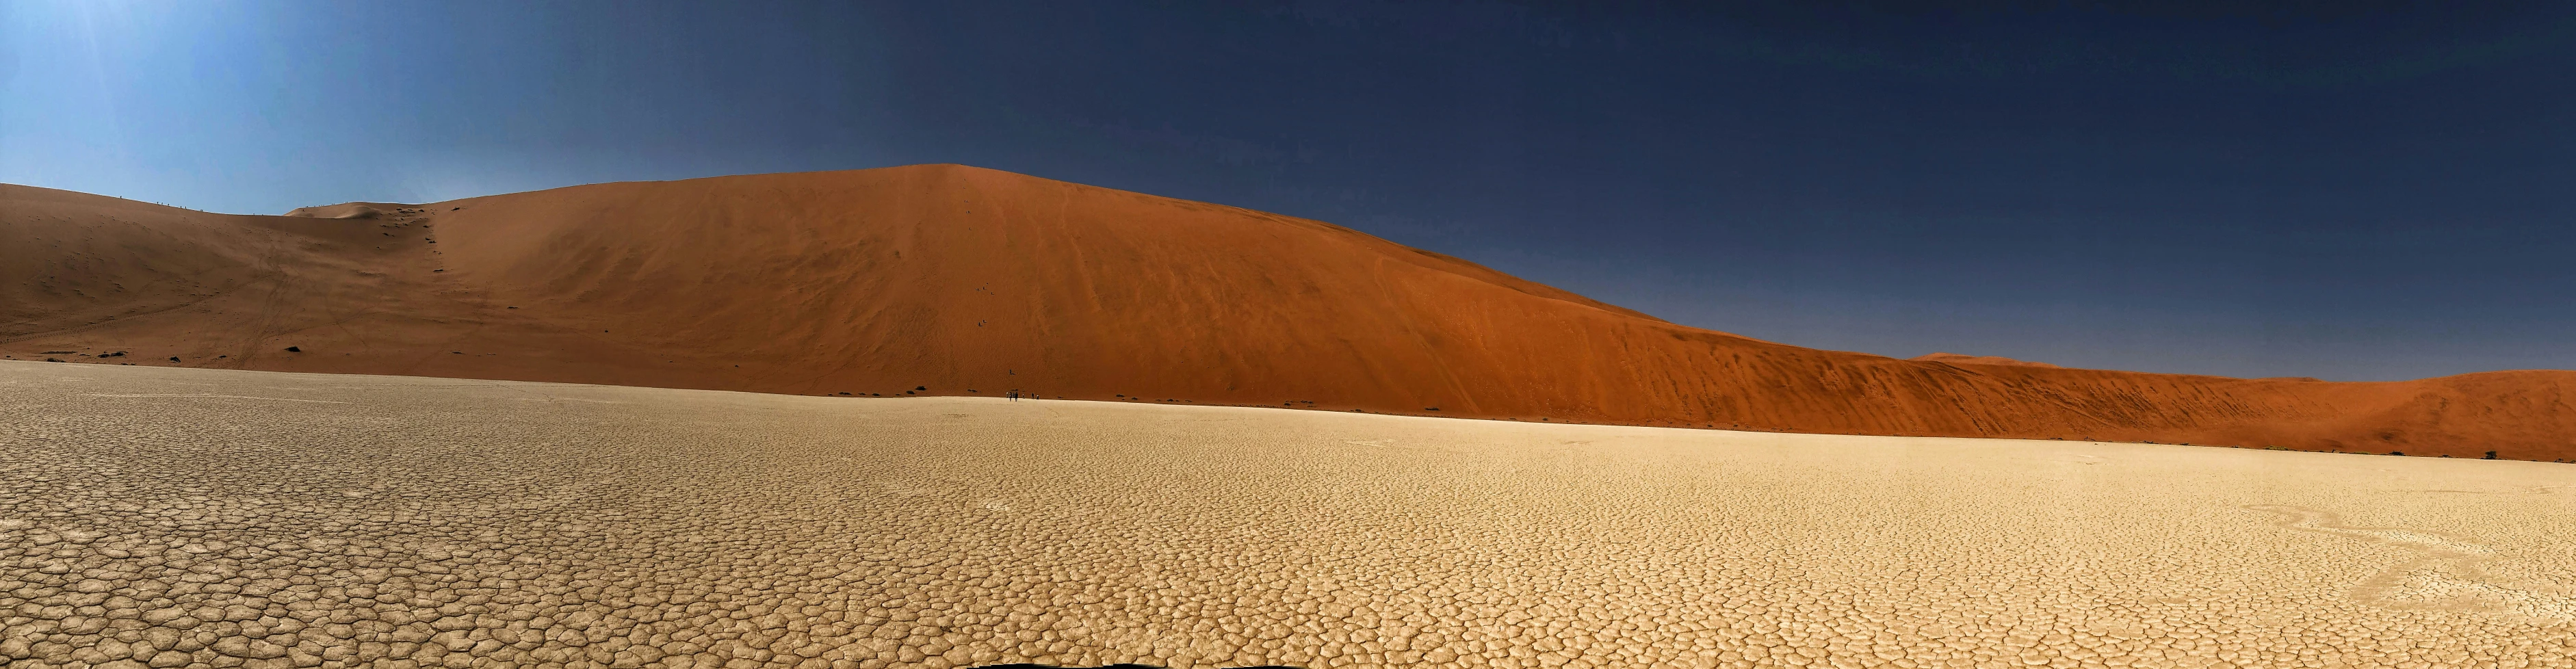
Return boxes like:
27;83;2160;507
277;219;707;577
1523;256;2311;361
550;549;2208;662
3;167;2571;461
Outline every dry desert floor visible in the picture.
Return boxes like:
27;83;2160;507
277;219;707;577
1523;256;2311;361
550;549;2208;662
3;361;2575;669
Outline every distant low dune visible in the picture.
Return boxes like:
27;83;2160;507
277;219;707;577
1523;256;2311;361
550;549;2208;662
4;165;2571;460
282;202;405;219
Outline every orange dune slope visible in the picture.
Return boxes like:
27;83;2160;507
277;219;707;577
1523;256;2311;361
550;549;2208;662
1912;352;2063;369
5;166;2571;460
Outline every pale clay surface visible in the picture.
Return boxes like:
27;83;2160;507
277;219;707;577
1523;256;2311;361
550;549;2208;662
3;362;2575;669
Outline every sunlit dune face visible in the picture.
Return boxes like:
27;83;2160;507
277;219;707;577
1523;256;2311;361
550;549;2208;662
6;170;2573;462
7;361;2573;668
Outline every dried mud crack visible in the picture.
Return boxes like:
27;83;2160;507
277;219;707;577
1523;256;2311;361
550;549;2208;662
2248;505;2576;623
972;664;1290;669
4;362;2575;668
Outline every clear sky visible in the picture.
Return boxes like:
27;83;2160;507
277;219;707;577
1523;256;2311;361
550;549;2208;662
5;1;2571;381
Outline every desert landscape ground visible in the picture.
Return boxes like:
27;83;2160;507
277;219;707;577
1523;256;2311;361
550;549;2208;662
5;360;2574;668
4;166;2573;460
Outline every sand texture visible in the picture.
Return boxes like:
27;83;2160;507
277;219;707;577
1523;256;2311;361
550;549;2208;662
1908;353;2062;369
4;167;2574;460
5;361;2576;668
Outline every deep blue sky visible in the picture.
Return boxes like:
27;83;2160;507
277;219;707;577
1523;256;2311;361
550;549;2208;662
6;1;2572;381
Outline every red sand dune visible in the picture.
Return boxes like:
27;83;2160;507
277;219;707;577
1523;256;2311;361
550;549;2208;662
5;165;2571;460
1911;352;2065;369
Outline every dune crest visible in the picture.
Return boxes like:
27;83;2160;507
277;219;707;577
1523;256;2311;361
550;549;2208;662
1912;352;2063;368
4;165;2571;460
